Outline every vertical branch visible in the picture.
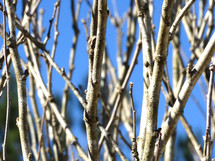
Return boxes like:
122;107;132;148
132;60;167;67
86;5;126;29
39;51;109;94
141;0;174;160
135;0;153;75
27;109;38;159
5;0;31;160
61;0;81;119
203;64;214;161
23;27;48;161
2;0;11;160
43;0;60;45
154;129;162;161
163;130;175;161
135;0;153;156
37;102;48;161
203;0;214;47
98;40;142;150
124;0;136;62
86;0;98;104
29;74;48;161
45;2;61;158
129;82;139;161
85;0;107;160
47;0;60;94
164;2;181;159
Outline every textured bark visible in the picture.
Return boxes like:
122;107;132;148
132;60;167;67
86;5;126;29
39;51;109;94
141;0;174;160
6;0;31;160
85;0;107;160
135;0;153;158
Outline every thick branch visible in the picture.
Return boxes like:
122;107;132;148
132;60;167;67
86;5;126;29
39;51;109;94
85;0;107;160
141;0;174;160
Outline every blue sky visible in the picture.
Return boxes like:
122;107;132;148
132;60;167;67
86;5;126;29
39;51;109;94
0;0;214;160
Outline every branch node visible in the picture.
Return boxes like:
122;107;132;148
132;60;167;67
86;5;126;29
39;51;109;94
209;64;214;71
87;35;97;53
83;110;98;125
16;118;20;127
144;61;150;67
117;86;122;94
28;153;33;161
6;36;16;48
186;63;197;78
71;140;78;146
154;54;167;62
21;69;29;80
48;94;55;103
97;92;101;98
132;138;139;160
61;67;66;76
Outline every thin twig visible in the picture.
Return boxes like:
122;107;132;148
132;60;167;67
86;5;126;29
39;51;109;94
15;20;48;52
155;31;215;160
99;40;141;150
97;123;128;161
5;0;31;160
45;113;54;161
47;0;61;96
81;13;90;41
37;100;49;161
43;1;60;45
154;130;162;161
23;61;88;161
2;0;11;160
129;82;139;161
203;64;214;160
0;57;11;99
42;51;86;109
28;74;48;161
169;0;196;40
27;109;38;159
116;127;132;150
180;115;203;160
61;0;82;120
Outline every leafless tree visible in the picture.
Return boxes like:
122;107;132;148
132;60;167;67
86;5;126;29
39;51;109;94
0;0;215;161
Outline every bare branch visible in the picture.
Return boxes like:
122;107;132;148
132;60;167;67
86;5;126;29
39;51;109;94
5;0;32;160
129;82;139;161
2;0;11;160
203;64;214;160
99;40;142;150
23;61;88;161
180;115;203;160
156;31;215;160
85;0;107;160
98;123;128;161
169;0;196;40
141;0;174;160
